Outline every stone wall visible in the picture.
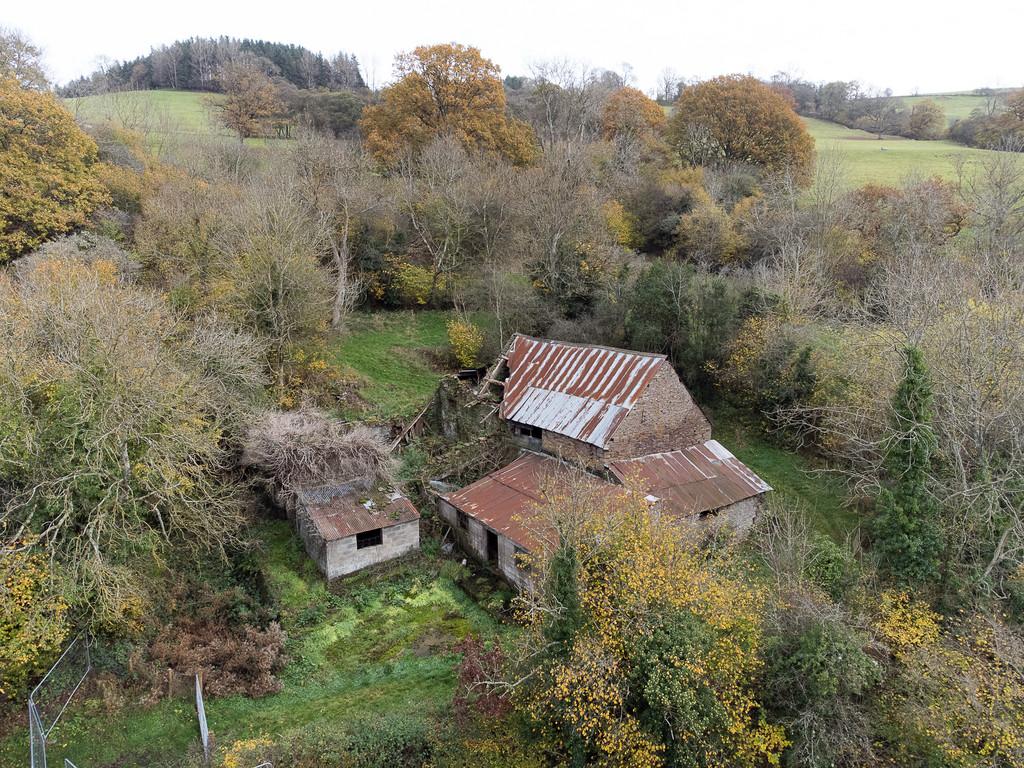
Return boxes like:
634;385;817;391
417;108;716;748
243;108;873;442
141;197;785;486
541;430;605;469
605;365;711;460
714;497;760;533
314;520;420;579
438;498;531;589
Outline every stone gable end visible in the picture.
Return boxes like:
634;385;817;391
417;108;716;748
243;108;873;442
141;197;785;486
605;365;711;459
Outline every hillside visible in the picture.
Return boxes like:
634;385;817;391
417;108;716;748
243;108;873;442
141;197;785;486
802;116;994;186
65;89;230;140
901;89;1015;124
68;89;1005;186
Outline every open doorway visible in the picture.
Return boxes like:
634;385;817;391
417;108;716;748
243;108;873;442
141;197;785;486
486;530;499;565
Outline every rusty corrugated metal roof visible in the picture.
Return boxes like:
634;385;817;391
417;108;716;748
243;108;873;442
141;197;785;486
499;335;667;448
443;452;615;551
299;484;419;541
608;440;771;518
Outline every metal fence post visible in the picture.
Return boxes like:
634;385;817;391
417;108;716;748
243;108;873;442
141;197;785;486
195;673;210;765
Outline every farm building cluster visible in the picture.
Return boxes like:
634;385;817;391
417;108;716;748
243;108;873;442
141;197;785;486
438;335;771;588
257;335;770;584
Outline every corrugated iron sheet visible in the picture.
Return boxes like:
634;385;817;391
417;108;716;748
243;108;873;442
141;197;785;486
608;440;771;518
299;485;419;540
500;335;666;448
443;452;614;551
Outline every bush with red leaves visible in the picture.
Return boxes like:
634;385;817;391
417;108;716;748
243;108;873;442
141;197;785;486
453;635;509;723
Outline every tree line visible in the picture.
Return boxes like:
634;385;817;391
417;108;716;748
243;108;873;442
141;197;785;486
773;72;1024;149
59;35;365;96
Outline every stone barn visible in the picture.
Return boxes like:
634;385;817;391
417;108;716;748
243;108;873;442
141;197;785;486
439;452;613;590
482;335;712;469
295;482;420;579
438;336;772;587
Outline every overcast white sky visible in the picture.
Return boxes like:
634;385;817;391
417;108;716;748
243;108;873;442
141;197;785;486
8;0;1023;94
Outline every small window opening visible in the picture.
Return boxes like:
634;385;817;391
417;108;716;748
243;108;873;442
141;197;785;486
356;528;383;548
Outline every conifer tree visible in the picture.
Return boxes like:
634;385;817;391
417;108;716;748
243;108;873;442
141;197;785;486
871;346;944;586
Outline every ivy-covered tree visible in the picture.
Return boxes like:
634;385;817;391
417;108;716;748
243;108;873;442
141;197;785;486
871;346;944;586
625;261;748;397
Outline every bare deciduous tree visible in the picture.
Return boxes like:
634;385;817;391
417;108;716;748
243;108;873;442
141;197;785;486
293;132;385;328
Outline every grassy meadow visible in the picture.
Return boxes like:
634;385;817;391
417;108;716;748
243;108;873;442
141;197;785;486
66;89;228;137
802;116;995;187
900;89;1011;124
66;89;1012;188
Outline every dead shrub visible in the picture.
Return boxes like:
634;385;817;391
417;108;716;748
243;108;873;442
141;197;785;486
242;408;396;500
148;620;286;698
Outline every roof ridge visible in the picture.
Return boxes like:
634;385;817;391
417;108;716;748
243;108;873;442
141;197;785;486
511;333;668;361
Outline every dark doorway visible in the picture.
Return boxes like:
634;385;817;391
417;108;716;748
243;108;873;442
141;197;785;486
486;530;499;564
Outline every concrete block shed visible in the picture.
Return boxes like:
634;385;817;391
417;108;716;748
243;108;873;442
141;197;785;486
294;483;420;580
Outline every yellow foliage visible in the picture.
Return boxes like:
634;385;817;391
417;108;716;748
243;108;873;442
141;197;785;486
447;318;485;368
94;160;145;213
523;486;786;767
0;541;70;698
676;202;747;264
221;737;273;768
874;590;941;652
0;77;110;261
394;261;444;306
883;616;1024;766
602;200;641;249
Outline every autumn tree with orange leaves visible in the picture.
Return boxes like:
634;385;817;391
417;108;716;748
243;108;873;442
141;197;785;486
360;44;537;166
668;75;814;182
601;86;666;143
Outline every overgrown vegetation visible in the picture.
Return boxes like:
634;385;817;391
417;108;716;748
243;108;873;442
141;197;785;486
2;25;1023;768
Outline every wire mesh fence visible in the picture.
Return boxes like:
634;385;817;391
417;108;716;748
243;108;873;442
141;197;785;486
28;633;92;768
26;634;271;768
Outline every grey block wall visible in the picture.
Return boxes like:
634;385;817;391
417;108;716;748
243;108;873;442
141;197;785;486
438;498;531;590
313;520;420;580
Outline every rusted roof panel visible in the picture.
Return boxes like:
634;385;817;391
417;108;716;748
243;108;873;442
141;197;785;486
608;440;771;518
443;452;614;551
499;335;666;448
299;485;419;541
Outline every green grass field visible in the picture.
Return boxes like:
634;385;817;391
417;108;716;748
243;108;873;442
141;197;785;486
330;310;454;422
66;89;229;138
0;522;501;767
67;89;1012;188
900;90;1012;124
710;408;857;540
802;116;996;187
